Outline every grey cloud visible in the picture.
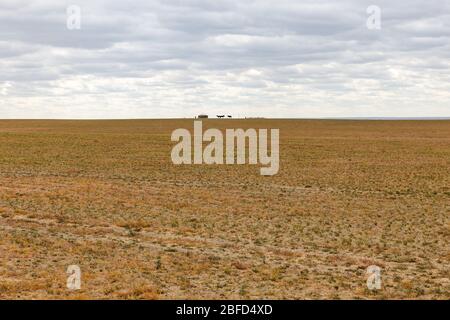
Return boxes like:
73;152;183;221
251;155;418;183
0;0;449;118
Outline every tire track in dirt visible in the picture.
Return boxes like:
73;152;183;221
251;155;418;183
0;215;401;271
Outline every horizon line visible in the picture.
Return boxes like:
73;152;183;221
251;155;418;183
0;117;449;121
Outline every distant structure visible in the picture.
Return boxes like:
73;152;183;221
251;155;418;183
216;115;225;118
197;114;208;119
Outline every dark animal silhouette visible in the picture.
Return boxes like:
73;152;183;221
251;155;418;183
217;115;225;118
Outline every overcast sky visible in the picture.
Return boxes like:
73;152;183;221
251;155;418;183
1;0;449;118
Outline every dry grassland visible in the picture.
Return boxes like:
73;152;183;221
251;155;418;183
0;119;449;299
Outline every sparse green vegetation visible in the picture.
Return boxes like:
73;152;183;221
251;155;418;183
0;119;448;299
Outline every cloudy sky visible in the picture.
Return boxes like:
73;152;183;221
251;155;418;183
1;0;449;118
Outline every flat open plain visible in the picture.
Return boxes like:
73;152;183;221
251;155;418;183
0;119;448;299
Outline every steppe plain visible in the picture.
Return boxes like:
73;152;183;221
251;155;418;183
0;119;448;299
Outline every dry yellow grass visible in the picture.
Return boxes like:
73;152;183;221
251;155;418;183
0;119;449;299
